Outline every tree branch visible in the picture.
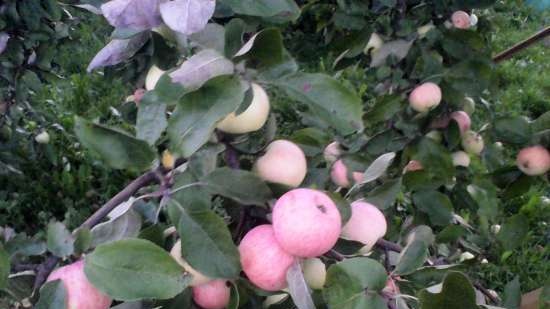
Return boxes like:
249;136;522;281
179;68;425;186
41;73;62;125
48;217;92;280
474;281;499;304
376;238;403;253
493;26;550;63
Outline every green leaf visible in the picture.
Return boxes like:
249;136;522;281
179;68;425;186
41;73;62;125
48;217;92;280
201;168;272;206
394;240;428;276
323;258;387;309
235;28;284;68
224;18;246;58
167;76;246;157
73;228;92;255
416;138;454;184
221;0;300;22
494;116;532;145
169;201;241;279
74;117;155;171
496;214;529;251
419;272;478;309
328;192;352;225
364;95;403;125
467;184;498;222
276;73;364;135
502;276;521;309
412;190;454;226
91;210;142;248
47;221;74;258
35;280;67;309
228;282;240;309
0;243;8;289
85;238;190;301
364;178;402;210
136;92;168;146
532;111;550;133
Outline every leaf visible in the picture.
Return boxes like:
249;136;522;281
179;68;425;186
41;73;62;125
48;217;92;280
234;29;283;64
0;33;9;55
532;111;550;133
360;152;396;185
136;92;168;145
169;49;234;91
190;23;226;53
371;40;414;68
467;184;498;222
328;192;352;225
496;214;528;251
47;222;74;258
73;228;92;255
221;0;300;22
167;76;245;157
494;116;532;145
224;19;246;58
364;178;402;210
201;168;272;206
85;238;190;301
228;282;240;309
502;276;521;309
286;261;316;309
276;73;364;135
91;210;142;247
0;244;8;289
101;0;162;30
323;258;387;309
87;32;149;72
74;117;155;171
169;200;241;279
412;190;454;226
35;280;67;309
419;272;478;309
160;0;215;35
364;95;403;124
394;240;428;276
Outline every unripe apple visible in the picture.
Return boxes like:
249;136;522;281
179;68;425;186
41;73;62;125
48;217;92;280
272;189;341;257
216;83;271;134
263;293;289;308
417;23;435;38
302;258;326;290
324;141;342;163
192;280;231;309
170;240;211;286
330;159;364;188
364;33;384;55
46;260;112;309
254;140;307;187
490;224;501;234
516;145;550;176
35;131;50;144
450;111;471;134
451;11;471;29
494;142;503;149
459;251;475;262
409;82;442;113
341;201;387;253
404;160;423;173
462;97;475;115
452;151;470;167
470;13;478;27
426;130;443;143
461;131;484;155
145;65;165;91
239;225;295;291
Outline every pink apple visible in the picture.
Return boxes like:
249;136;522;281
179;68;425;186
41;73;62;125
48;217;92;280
192;280;231;309
46;260;112;309
409;82;442;113
330;159;364;188
452;11;471;29
254;140;307;187
516;145;550;176
272;189;341;257
341;201;387;253
239;225;295;291
133;88;146;105
324;141;342;163
404;160;423;173
450;111;471;134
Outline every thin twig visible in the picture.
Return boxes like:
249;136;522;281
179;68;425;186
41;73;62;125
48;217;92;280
493;26;550;63
376;239;403;253
474;282;499;304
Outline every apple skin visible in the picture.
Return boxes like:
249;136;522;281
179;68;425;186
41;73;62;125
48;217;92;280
452;151;471;167
409;82;442;113
216;83;270;134
170;240;211;287
404;160;423;173
35;131;50;144
145;65;165;91
254;140;307;187
239;225;295;291
302;258;326;290
450;111;471;134
451;11;471;29
364;33;384;54
341;201;387;253
462;97;475;115
330;159;364;188
46;260;112;309
324;141;342;163
272;189;341;258
263;293;289;308
192;280;231;309
516;145;550;176
461;131;484;155
133;88;146;105
426;130;443;143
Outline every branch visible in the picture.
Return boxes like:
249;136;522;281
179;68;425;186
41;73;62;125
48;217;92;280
474;281;499;304
376;239;403;253
493;26;550;63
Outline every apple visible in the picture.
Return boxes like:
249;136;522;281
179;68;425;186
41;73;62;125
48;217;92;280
516;145;550;176
216;83;271;134
461;131;484;155
462;97;475;115
133;88;146;105
272;188;341;257
145;65;165;91
170;240;211;287
470;14;479;27
404;160;423;173
263;293;289;308
239;225;295;291
417;23;435;38
364;33;384;55
324;141;342;163
450;111;471;134
452;151;470;167
426;130;443;143
341;201;387;253
330;159;364;188
254;140;307;187
35;131;50;144
451;11;471;29
302;258;326;290
46;260;112;309
192;280;231;309
409;82;442;113
162;150;176;170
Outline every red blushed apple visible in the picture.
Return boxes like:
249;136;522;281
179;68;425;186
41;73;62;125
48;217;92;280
324;141;342;163
272;188;341;258
403;160;423;173
330;159;364;188
47;260;112;309
239;225;295;291
452;11;471;29
516;145;550;176
192;280;231;309
341;201;387;253
409;82;442;113
450;111;471;134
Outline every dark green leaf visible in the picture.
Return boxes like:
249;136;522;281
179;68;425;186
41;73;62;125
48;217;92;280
35;280;67;309
47;221;74;258
73;228;92;255
494;116;531;145
91;210;142;247
221;0;300;22
412;190;454;226
328;192;352;225
136;92;167;146
364;95;403;125
201;168;272;206
224;18;246;58
394;240;428;276
419;272;478;309
502;276;521;309
364;178;402;210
